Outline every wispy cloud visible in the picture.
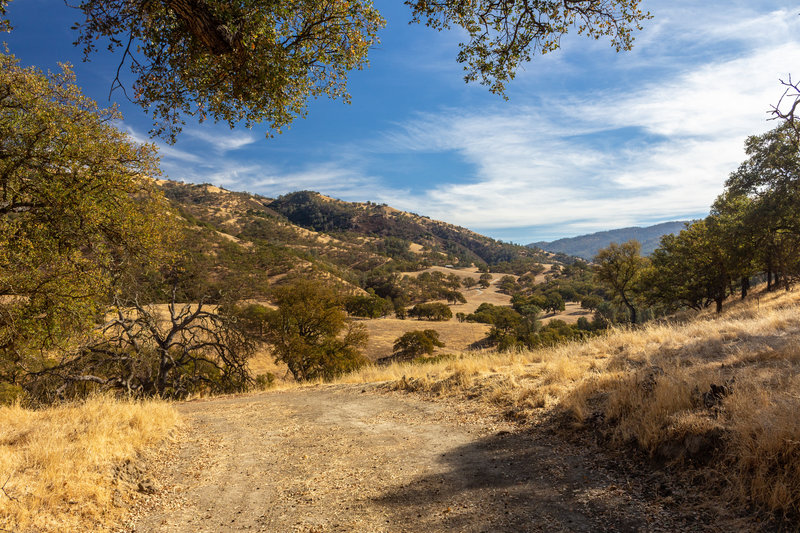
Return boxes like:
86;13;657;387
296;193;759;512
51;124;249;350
183;127;258;152
122;126;204;164
361;7;800;240
128;1;800;242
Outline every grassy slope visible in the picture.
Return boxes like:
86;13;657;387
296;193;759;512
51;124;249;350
335;287;800;517
0;397;178;532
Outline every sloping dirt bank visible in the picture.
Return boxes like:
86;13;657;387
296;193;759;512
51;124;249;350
132;385;753;532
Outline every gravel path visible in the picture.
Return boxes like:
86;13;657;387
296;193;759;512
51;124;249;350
132;384;732;532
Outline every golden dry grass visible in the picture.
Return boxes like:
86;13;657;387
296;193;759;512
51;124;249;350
359;317;491;360
0;396;178;532
540;301;593;325
334;287;800;516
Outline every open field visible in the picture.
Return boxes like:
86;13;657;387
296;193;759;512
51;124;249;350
360;317;491;360
246;268;590;371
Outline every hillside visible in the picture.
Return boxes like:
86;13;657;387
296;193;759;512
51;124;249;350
530;220;689;260
156;181;552;301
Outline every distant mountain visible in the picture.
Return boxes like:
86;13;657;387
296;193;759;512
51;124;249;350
530;221;690;260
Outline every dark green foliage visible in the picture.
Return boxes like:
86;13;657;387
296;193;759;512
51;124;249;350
489;257;544;275
345;292;394;318
263;277;368;381
443;290;467;305
594;240;648;323
543;293;566;314
270;191;357;232
462;277;478;289
408;302;453;321
464;301;605;351
580;295;603;311
466;303;511;325
497;275;519;295
392;329;445;360
378;237;415;262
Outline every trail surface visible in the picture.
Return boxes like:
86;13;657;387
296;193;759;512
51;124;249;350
133;385;721;532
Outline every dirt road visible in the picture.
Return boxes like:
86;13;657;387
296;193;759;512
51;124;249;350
133;385;721;532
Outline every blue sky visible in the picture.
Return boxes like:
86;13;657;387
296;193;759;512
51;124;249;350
4;1;799;241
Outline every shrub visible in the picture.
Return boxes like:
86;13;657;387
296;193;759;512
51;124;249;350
393;329;446;360
408;302;453;321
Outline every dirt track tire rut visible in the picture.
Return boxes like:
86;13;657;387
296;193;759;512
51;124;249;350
134;385;713;532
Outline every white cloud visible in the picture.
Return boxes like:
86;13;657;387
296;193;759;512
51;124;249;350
130;1;800;242
184;127;258;152
122;126;204;164
366;8;800;240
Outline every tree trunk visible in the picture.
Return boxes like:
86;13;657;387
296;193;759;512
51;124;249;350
767;256;773;291
740;276;749;299
621;292;636;324
715;297;724;313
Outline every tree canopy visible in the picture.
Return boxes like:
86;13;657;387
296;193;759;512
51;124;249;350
406;0;649;95
0;0;649;141
0;52;172;388
263;277;368;381
594;240;646;324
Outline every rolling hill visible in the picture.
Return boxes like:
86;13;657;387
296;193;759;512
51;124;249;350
529;220;690;260
155;180;554;301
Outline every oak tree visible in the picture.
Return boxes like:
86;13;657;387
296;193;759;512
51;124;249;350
0;53;172;391
594;240;646;323
263;277;368;381
392;329;445;360
1;0;649;141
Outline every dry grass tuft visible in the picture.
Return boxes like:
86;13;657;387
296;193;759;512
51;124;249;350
0;395;178;532
333;287;800;517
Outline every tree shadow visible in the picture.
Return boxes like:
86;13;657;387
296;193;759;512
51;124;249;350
371;428;701;533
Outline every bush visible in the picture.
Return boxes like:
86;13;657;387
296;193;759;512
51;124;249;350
408;302;453;321
393;329;446;360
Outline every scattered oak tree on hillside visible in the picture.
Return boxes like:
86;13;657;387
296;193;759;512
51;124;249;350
408;302;453;321
0;0;649;141
344;291;393;318
392;329;445;361
594;240;647;324
263;278;368;381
